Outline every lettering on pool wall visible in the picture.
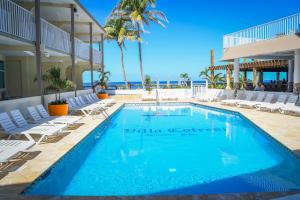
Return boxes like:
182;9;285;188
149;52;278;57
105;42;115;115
123;128;227;136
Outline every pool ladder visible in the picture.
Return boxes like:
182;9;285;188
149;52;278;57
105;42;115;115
100;108;112;123
155;89;159;105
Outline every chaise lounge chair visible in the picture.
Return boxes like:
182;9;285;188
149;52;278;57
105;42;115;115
0;112;64;144
76;96;108;112
26;107;68;129
197;90;221;102
89;93;116;105
0;140;35;164
221;92;246;106
35;105;82;125
279;95;300;116
237;92;266;108
254;93;275;109
256;94;288;112
67;98;108;117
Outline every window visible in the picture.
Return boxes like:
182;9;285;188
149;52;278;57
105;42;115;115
0;61;5;89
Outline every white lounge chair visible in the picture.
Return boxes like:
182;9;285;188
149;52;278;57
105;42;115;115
67;98;107;117
90;93;116;105
221;92;245;106
10;109;58;129
35;105;82;125
67;98;94;116
198;90;224;102
0;112;63;144
85;95;107;106
254;93;275;108
238;92;265;108
79;96;109;108
26;107;68;130
76;96;107;111
256;94;288;112
279;95;300;115
0;140;35;163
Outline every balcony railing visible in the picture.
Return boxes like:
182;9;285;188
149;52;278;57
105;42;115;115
0;0;102;65
41;19;71;54
0;0;35;41
93;49;102;65
75;38;90;61
223;13;300;49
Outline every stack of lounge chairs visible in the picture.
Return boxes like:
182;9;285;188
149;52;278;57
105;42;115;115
221;91;300;116
67;93;115;116
196;90;225;102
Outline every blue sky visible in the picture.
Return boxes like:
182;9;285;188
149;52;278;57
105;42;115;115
81;0;300;83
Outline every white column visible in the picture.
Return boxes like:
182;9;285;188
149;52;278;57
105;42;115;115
233;58;240;89
294;50;300;93
288;60;294;92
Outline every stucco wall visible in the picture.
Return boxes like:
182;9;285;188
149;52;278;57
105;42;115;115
6;56;38;98
4;55;93;99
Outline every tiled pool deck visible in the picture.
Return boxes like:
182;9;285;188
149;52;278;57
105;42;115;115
0;96;300;200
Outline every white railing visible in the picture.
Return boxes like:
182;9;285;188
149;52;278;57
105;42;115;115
75;39;102;64
224;13;300;48
75;38;90;60
41;19;71;54
93;49;102;64
0;0;102;64
0;0;35;41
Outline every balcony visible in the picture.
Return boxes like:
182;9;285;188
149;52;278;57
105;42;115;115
0;0;102;65
223;13;300;49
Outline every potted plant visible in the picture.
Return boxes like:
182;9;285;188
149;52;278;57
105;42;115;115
96;70;110;99
41;67;74;116
144;75;152;94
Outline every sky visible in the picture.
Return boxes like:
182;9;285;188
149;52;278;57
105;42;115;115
81;0;300;83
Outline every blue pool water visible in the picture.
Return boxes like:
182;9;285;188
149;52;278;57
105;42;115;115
25;103;300;196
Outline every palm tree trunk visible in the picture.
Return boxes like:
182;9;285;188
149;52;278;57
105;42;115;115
137;24;145;89
118;44;128;89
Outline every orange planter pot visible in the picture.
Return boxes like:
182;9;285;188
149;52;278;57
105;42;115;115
48;104;69;116
97;93;109;99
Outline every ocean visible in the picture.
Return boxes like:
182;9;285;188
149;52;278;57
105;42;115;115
83;81;207;89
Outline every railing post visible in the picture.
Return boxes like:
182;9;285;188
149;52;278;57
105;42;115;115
35;0;44;104
100;33;104;72
70;4;76;88
89;22;94;92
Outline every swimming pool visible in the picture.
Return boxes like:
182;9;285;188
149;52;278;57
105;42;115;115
25;103;300;196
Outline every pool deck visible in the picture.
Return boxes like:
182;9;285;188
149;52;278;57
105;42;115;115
0;96;300;199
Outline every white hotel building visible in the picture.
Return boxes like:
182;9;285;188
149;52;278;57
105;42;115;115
0;0;105;101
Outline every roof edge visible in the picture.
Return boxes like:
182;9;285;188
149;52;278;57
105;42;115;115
74;0;106;36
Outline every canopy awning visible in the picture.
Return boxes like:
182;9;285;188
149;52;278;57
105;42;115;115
209;60;289;72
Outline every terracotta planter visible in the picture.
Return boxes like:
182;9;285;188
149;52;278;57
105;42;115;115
97;93;109;99
48;104;69;116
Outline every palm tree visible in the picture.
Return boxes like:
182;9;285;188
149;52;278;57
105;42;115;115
98;70;111;90
112;0;168;89
144;74;152;93
239;74;248;90
199;68;223;88
36;67;74;103
104;18;136;89
180;73;189;86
